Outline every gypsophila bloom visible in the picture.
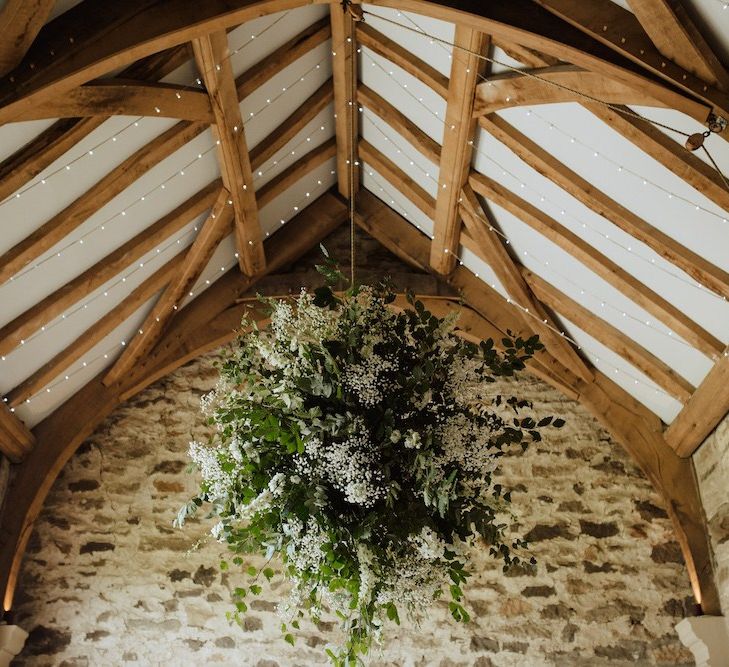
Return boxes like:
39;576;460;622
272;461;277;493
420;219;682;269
177;265;565;666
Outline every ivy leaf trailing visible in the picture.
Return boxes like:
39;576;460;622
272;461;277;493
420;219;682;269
177;262;565;664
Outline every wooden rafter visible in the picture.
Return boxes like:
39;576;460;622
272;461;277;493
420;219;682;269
532;0;729;120
479;114;729;299
359;139;435;217
523;268;694;402
430;27;488;275
469;171;724;359
357;188;719;615
356;22;449;99
0;403;35;463
0;0;54;76
0;182;221;357
1;0;718;137
459;186;594;383
472;64;683;117
103;188;233;386
256;137;337;209
0;120;206;284
0;192;350;612
0;45;190;206
331;4;359;199
664;352;729;457
357;84;441;166
235;17;331;100
627;0;729;91
586;104;729;214
192;31;264;277
14;81;213;123
488;41;729;216
6;254;186;408
250;80;334;170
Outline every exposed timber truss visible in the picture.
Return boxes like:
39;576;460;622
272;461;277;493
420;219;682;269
0;0;727;623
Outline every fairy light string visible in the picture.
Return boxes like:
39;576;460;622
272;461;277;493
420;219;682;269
3;168;337;409
363;8;729;200
3;52;332;286
361;166;693;403
360;49;729;306
0;10;293;207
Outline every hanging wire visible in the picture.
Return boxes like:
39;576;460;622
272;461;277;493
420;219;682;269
362;8;729;194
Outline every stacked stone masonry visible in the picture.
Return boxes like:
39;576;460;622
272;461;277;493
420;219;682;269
11;349;695;666
694;412;729;617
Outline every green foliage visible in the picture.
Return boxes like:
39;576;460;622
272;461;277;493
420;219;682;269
178;272;565;664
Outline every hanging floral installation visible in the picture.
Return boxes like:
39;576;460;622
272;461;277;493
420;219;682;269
176;255;565;664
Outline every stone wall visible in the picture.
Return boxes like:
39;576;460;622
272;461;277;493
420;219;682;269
693;413;729;616
12;351;694;666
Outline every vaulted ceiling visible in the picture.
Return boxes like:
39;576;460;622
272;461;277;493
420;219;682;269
0;0;728;622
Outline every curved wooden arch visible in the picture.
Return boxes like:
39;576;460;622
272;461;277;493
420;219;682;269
473;65;675;117
0;0;721;127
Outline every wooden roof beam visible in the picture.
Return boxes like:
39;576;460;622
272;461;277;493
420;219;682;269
192;31;264;277
0;181;221;357
357;187;719;615
103;188;233;386
256;137;337;210
357;84;441;166
473;64;682;117
0;120;206;284
627;0;729;91
469;171;724;358
16;81;213;123
0;45;190;206
331;4;359;199
664;351;729;457
0;403;35;463
430;27;488;275
533;0;729;121
523;267;694;401
6;254;185;408
0;0;54;76
459;186;594;383
250;79;334;171
479;114;729;299
487;42;729;214
0;0;720;126
235;17;331;100
355;22;449;98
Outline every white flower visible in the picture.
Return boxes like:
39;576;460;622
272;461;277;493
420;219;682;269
404;431;422;449
390;430;401;443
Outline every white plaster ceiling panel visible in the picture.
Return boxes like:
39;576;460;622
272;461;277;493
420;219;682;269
472;122;729;344
562;317;685;424
498;104;729;274
489;46;531;76
360;110;439;200
228;6;330;79
0;127;219;326
480;199;713;385
0;215;204;391
0;119;56;162
259;158;337;237
13;298;157;427
360;45;446;145
252;104;335;190
0;116;180;254
686;0;729;63
240;40;333;149
361;5;454;78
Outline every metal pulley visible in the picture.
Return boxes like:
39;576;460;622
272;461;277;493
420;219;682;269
685;131;710;152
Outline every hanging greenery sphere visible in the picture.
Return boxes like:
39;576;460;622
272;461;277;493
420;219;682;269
177;258;564;664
